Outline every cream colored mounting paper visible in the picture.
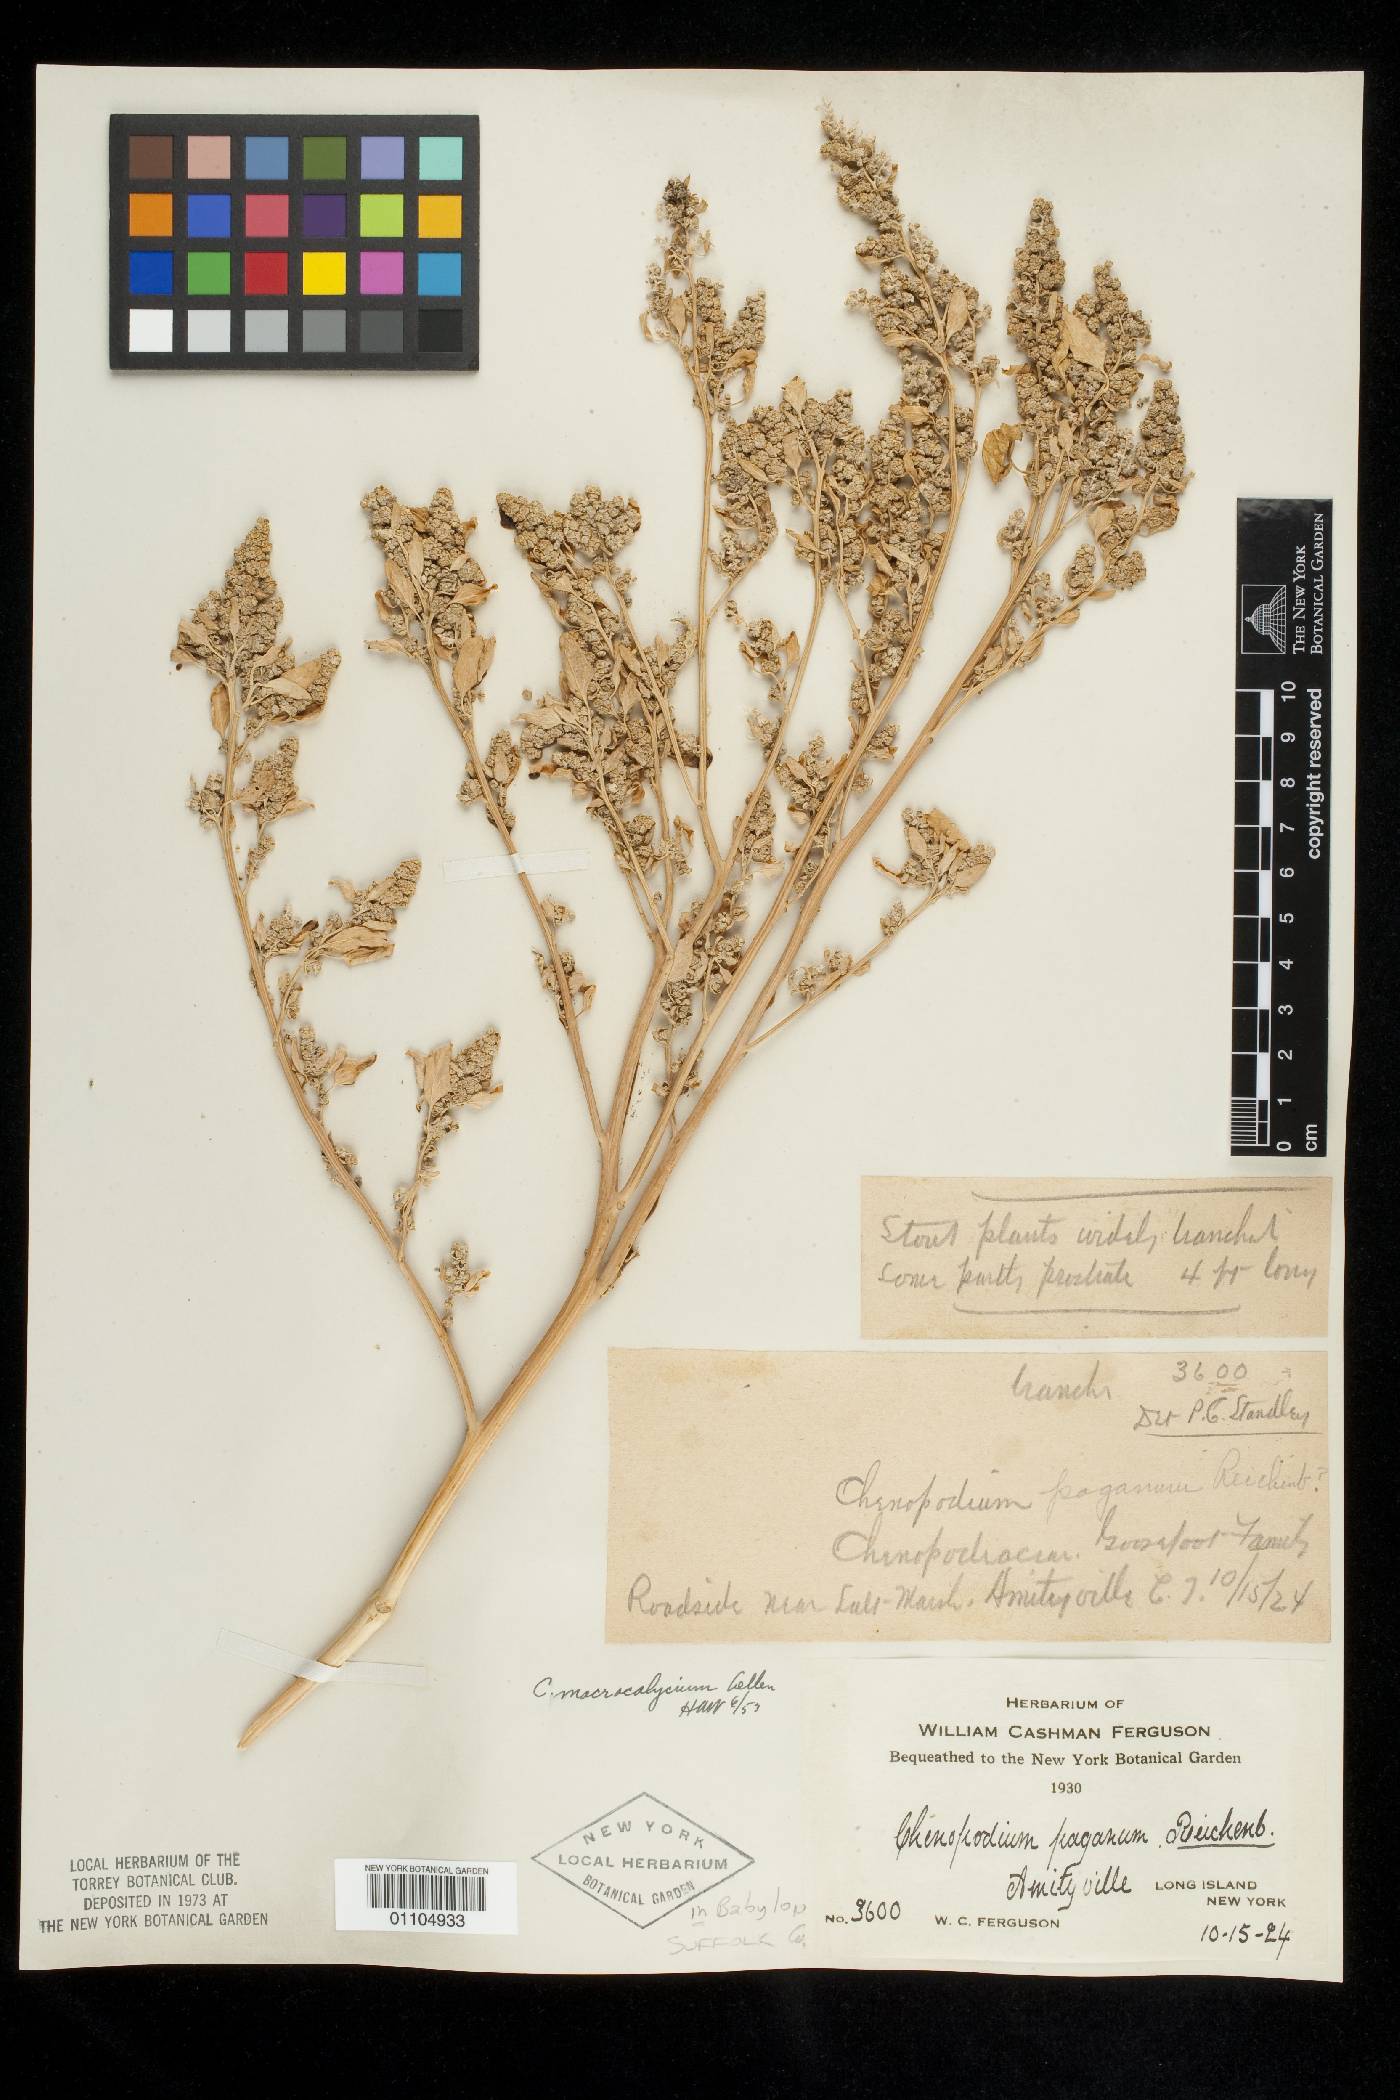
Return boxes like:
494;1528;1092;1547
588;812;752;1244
25;66;1356;1979
606;1349;1330;1644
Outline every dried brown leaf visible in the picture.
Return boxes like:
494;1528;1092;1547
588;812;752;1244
324;924;394;966
409;1042;454;1112
327;1048;377;1088
947;851;993;892
560;634;594;701
982;423;1021;485
453;632;495;700
1064;309;1105;370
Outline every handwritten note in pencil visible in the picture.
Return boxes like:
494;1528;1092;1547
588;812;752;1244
860;1177;1331;1340
606;1350;1330;1645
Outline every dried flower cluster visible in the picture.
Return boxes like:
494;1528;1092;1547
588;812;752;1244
179;111;1187;1746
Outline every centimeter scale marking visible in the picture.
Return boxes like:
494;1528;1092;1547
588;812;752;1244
1231;687;1275;1149
1230;500;1332;1157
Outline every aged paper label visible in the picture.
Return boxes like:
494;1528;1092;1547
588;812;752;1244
607;1350;1329;1643
802;1656;1339;1979
861;1177;1331;1340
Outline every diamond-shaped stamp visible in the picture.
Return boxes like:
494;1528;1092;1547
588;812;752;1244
533;1791;754;1927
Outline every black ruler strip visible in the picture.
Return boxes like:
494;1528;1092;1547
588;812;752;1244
1232;498;1332;1158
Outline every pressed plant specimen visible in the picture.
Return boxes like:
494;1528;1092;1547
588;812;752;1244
174;112;1188;1746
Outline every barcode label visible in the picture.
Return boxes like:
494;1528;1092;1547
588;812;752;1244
335;1856;517;1935
367;1868;484;1912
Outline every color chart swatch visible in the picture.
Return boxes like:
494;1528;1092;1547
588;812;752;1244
109;115;479;371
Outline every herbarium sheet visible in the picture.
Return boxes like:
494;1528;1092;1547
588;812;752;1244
25;66;1358;1977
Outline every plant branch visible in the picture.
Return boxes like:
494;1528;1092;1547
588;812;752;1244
215;126;1187;1751
691;306;722;874
237;1212;612;1747
618;360;973;1202
421;652;606;1150
745;889;940;1051
606;468;1076;1252
215;735;481;1433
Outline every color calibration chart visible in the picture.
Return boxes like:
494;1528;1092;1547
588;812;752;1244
109;115;479;371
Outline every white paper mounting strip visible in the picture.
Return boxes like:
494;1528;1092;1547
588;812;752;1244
443;848;589;883
218;1627;429;1688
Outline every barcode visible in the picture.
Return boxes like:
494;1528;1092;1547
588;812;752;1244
335;1856;517;1934
364;1868;485;1914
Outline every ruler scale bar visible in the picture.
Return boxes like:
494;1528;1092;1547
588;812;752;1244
1230;500;1331;1157
1232;686;1273;1149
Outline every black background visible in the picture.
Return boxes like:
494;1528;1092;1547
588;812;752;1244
3;11;1393;2095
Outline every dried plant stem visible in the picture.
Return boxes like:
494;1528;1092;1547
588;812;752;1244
610;550;1072;1277
732;535;1077;1063
206;121;1186;1747
238;1217;611;1748
215;746;481;1432
620;361;967;1195
240;526;1002;1748
651;466;1083;1194
233;479;1094;1746
693;404;721;871
745;889;939;1051
606;580;704;867
423;654;607;1149
238;945;681;1745
703;515;828;923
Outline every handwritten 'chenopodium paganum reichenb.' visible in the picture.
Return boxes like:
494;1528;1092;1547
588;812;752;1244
172;111;1189;1746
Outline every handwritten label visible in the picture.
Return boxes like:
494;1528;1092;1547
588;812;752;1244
802;1655;1338;1979
861;1177;1331;1339
606;1350;1329;1645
